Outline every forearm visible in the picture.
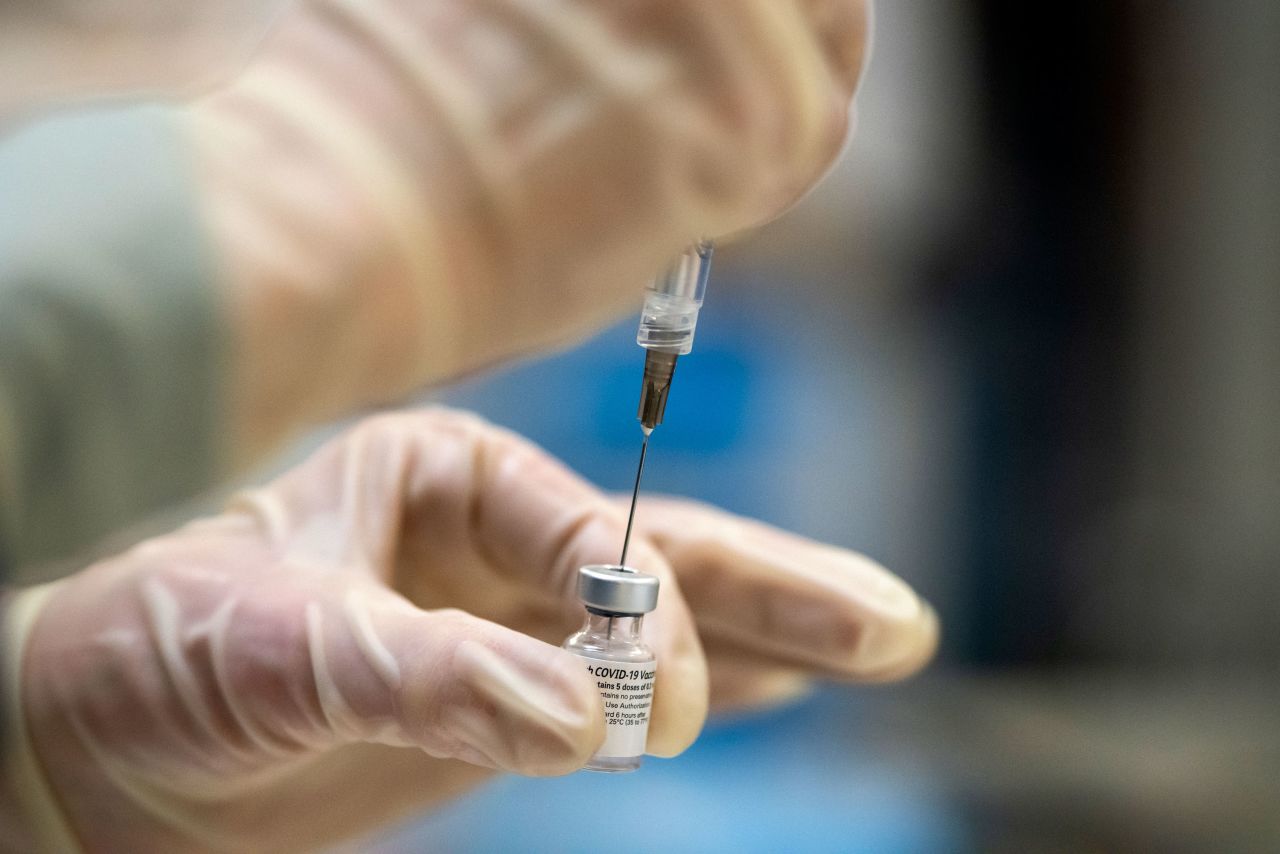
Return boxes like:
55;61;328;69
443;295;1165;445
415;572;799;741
0;106;227;573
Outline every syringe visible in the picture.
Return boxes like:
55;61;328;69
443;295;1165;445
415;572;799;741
635;239;714;432
619;240;714;565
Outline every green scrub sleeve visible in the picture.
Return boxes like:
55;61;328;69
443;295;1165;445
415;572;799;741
0;105;227;578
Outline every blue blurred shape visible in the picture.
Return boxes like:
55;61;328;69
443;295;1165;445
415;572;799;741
373;689;964;854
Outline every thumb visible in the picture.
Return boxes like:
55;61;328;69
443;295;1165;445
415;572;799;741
260;580;605;777
24;567;605;791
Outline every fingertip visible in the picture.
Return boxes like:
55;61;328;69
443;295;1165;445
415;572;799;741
434;629;605;777
645;629;709;757
629;545;709;758
832;595;940;683
879;598;941;681
516;659;608;777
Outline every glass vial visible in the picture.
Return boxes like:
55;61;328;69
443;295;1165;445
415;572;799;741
562;564;659;772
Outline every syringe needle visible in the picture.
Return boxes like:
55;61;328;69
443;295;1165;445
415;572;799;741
619;430;651;567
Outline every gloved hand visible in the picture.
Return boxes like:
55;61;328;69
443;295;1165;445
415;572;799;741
3;409;934;852
182;0;869;462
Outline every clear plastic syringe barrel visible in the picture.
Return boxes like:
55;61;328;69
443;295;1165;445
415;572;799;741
636;240;713;355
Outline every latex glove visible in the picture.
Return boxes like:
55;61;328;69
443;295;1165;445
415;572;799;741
183;0;869;462
0;2;284;118
626;496;939;712
3;409;934;852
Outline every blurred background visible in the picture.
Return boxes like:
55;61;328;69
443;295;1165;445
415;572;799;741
362;1;1280;851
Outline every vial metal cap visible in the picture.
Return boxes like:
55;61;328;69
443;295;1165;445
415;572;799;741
577;565;660;615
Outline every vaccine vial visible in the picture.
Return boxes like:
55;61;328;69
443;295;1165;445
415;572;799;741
562;564;659;772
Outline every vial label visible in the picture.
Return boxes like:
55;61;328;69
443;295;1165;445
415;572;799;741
578;658;655;758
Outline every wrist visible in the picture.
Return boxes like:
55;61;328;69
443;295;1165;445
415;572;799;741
183;1;474;463
1;584;79;854
184;91;436;464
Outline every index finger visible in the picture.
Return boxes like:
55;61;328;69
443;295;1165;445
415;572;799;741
631;496;938;682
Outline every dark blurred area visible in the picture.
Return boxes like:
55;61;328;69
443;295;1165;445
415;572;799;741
940;0;1279;674
370;2;1279;851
